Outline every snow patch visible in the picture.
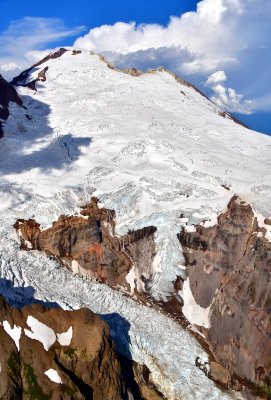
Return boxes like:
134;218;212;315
181;278;211;328
44;368;62;384
57;326;73;346
185;225;196;233
24;316;56;351
126;265;136;294
71;260;80;274
2;320;22;350
201;214;218;228
254;211;271;242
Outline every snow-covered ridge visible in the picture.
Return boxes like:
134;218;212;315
0;48;269;399
1;48;270;301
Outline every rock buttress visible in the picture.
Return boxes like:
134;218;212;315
178;196;271;388
0;296;124;399
14;198;157;292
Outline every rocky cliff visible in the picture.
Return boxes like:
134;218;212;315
0;295;124;399
14;195;271;397
0;294;166;400
14;198;157;293
0;74;23;137
178;196;271;395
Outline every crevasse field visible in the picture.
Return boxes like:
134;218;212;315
0;49;270;399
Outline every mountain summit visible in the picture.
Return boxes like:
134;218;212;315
0;48;270;399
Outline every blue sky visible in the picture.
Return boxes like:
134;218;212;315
0;0;270;135
0;0;199;30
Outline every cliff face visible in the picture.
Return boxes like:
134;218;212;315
0;74;23;137
13;195;271;396
178;196;271;388
14;198;157;292
0;296;124;400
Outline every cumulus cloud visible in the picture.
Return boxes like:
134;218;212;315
0;17;84;79
205;71;227;85
205;71;252;114
73;0;271;114
74;0;270;74
103;46;195;74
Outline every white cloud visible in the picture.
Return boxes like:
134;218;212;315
103;46;195;73
73;0;271;114
74;0;270;74
205;71;227;85
0;17;84;79
211;84;252;114
0;62;22;81
205;71;252;114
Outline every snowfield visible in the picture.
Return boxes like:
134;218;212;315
0;48;270;399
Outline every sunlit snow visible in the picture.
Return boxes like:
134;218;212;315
2;320;22;350
24;316;56;351
57;326;73;346
0;49;269;399
181;278;211;328
44;368;62;384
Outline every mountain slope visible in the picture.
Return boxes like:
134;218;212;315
0;48;270;399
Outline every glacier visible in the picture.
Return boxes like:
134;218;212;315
0;49;270;399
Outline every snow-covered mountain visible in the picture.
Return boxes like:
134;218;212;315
0;48;270;399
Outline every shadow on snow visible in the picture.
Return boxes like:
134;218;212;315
0;93;92;175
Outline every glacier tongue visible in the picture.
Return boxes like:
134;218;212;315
0;209;241;400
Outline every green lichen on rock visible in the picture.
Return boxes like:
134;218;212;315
7;350;20;377
62;384;78;397
63;347;77;358
23;362;51;400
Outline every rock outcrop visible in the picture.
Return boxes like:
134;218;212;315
14;198;157;293
0;296;124;399
0;74;23;137
11;48;68;90
178;196;271;392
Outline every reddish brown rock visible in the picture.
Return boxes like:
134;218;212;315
178;196;271;387
0;295;165;400
0;295;125;399
209;361;230;386
14;198;157;292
